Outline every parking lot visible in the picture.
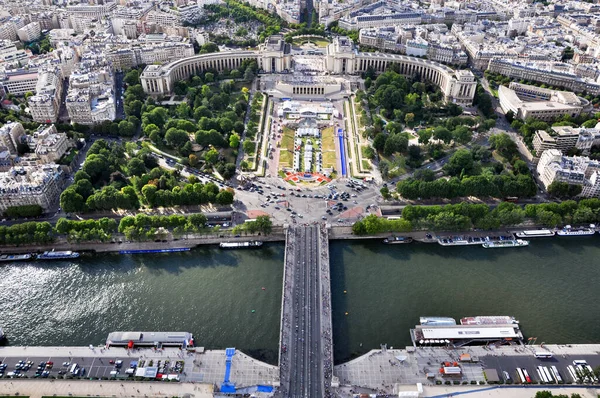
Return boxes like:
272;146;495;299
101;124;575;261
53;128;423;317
335;345;600;394
0;352;184;380
479;351;600;384
0;354;132;379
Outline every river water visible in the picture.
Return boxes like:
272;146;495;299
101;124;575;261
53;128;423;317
1;238;599;365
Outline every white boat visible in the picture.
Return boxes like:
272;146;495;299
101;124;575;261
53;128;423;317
383;236;413;244
420;317;457;326
556;225;596;236
515;229;555;238
0;253;32;262
461;315;519;325
482;239;529;248
219;241;263;249
36;250;80;260
437;236;484;246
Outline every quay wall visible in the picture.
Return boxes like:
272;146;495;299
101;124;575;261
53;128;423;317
0;224;592;255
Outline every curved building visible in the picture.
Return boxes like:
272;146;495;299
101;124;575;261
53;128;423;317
141;36;476;105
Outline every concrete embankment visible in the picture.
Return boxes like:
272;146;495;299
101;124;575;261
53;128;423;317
0;227;286;254
0;224;575;255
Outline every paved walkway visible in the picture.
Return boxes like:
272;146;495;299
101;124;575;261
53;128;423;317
0;379;213;398
422;385;600;398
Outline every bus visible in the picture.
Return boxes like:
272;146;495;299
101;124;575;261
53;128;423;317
523;368;532;383
387;216;402;220
567;365;579;382
543;367;553;383
536;367;547;383
551;366;563;383
537;366;549;383
505;196;519;203
535;351;554;359
585;365;599;382
516;368;526;384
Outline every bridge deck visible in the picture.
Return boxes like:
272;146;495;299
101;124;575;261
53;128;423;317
278;224;333;398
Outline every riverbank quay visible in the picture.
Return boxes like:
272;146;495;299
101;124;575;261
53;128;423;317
0;379;214;398
420;385;600;398
0;345;279;392
334;344;600;395
0;227;286;255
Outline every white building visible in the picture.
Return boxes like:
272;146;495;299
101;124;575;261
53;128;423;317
533;125;600;157
30;125;70;164
498;83;590;122
537;149;600;197
66;53;116;125
0;164;63;212
28;64;64;123
0;69;39;95
0;122;25;155
17;21;41;42
489;59;600;96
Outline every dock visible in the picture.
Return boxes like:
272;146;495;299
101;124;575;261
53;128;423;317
106;331;194;348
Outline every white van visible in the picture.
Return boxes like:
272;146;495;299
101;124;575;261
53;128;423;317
70;363;78;374
573;360;588;366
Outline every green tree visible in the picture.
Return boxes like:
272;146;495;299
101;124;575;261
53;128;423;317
243;140;255;154
165;128;190;148
433;127;452;144
229;133;241;149
127;158;146;177
124;69;141;86
445;149;475;176
205;148;219;164
215;190;234;205
489;133;517;159
60;188;85;213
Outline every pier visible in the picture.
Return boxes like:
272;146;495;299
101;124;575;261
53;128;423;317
278;224;333;397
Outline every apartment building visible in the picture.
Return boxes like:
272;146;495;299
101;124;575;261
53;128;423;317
0;164;63;212
537;149;600;197
29;125;70;164
0;122;25;155
17;21;41;42
65;54;115;125
28;64;64;123
533;125;600;156
489;59;600;96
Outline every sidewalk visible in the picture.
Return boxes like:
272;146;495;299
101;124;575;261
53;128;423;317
0;379;213;398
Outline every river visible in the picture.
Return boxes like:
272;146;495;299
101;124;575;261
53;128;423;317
1;238;599;365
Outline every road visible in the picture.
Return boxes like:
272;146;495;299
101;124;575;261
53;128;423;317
114;71;125;120
480;77;534;164
480;77;551;199
279;225;328;398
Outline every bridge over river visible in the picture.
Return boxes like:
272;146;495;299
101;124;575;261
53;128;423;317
277;224;334;397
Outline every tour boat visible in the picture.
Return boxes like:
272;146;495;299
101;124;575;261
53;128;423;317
219;241;263;249
482;239;529;248
0;253;32;262
36;250;80;260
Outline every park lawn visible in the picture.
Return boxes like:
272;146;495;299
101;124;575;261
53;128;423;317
221;147;237;164
321;126;335;152
322;151;337;169
361;159;372;170
279;150;293;168
281;127;295;151
292;36;330;47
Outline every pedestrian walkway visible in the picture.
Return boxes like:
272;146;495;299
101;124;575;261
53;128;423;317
0;379;213;398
